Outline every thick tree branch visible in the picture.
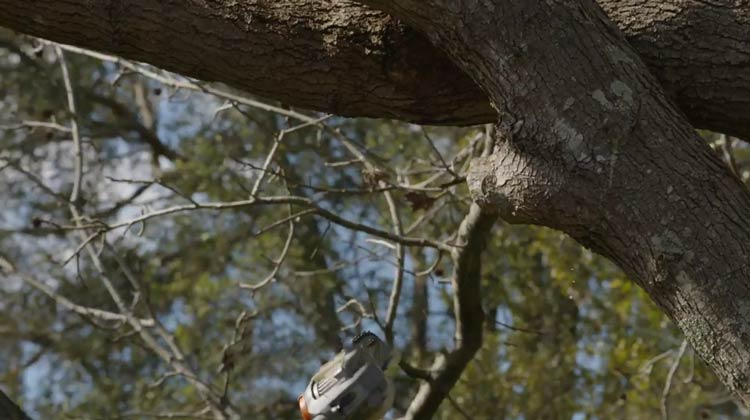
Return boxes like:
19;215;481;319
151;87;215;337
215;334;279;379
0;1;748;137
362;0;750;407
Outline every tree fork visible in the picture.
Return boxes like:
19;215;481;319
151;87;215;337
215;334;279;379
361;0;750;405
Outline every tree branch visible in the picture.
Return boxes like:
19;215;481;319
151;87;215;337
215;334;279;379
0;1;748;136
364;0;750;407
401;204;497;420
0;389;31;420
661;340;690;420
56;47;240;420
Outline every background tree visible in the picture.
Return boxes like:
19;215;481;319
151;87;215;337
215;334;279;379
0;1;749;419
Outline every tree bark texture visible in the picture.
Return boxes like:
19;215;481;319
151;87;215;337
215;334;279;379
0;1;748;137
360;0;750;407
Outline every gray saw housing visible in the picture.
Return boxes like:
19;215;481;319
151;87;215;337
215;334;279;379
299;332;394;420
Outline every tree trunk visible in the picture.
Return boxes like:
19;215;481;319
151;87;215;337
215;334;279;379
361;0;750;406
0;1;748;136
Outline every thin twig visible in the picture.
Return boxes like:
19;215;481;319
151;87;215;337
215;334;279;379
0;120;72;133
91;195;452;252
422;128;456;177
446;394;474;420
661;340;689;420
16;271;154;327
56;46;238;420
1;159;73;204
383;189;405;345
239;219;295;292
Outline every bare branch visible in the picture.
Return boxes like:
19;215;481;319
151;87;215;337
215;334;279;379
55;47;83;210
401;203;497;420
383;189;406;345
14;271;154;327
92;195;452;252
661;340;689;420
1;158;72;204
238;219;295;292
55;45;240;420
0;120;72;133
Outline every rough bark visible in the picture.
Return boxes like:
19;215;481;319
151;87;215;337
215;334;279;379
0;1;748;137
361;0;750;407
600;2;750;139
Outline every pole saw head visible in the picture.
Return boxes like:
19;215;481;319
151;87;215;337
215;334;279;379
298;331;394;420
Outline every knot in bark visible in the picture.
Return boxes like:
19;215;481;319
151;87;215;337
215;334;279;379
467;141;565;226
